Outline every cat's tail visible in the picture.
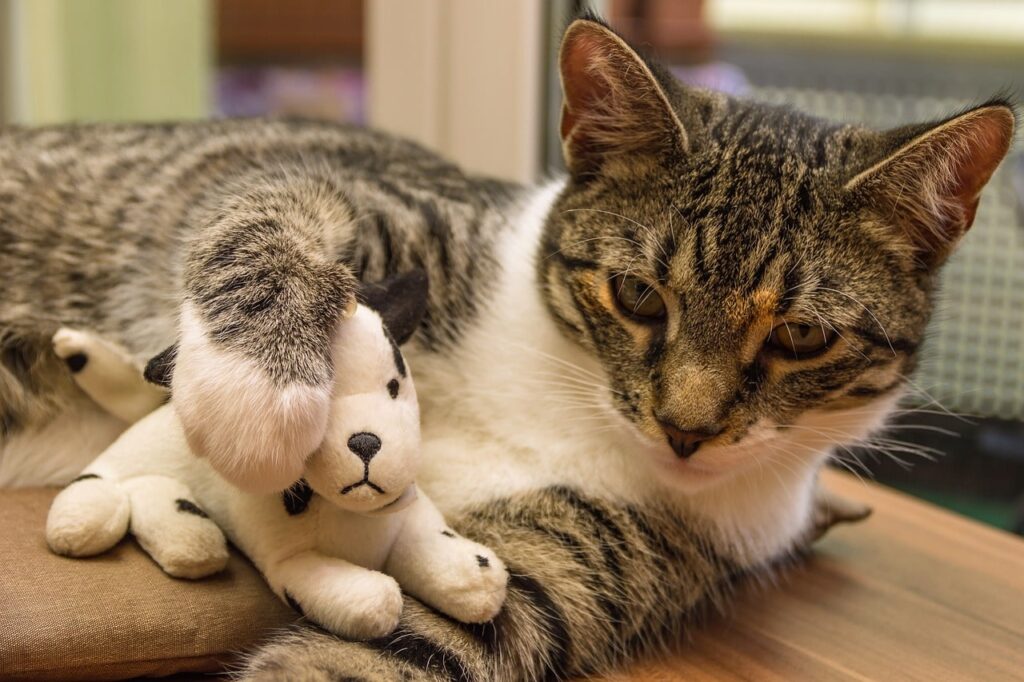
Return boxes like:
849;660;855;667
0;318;77;441
239;487;739;682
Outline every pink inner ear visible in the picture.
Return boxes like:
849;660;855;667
559;26;611;142
945;108;1015;227
858;105;1015;265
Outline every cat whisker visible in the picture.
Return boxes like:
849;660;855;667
560;208;670;271
817;286;896;357
473;330;611;384
802;302;871;363
544;235;643;262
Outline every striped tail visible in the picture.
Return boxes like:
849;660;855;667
0;319;75;440
241;486;747;682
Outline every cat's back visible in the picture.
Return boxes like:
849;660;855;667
0;117;511;287
0;118;491;328
0;117;494;211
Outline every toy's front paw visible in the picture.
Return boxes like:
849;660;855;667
429;538;509;624
288;570;404;641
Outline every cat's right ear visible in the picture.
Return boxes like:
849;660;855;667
558;15;688;178
144;344;177;388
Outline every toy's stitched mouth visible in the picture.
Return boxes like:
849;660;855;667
340;476;385;495
340;458;386;495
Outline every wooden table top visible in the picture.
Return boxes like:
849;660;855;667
5;473;1022;680
600;469;1024;681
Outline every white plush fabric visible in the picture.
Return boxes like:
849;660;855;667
45;306;507;640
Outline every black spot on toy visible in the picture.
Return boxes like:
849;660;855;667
65;353;88;373
70;473;100;484
283;478;314;516
382;325;407;378
144;344;177;388
441;530;455;538
175;498;209;518
387;378;400;399
284;590;305;617
476;555;490;568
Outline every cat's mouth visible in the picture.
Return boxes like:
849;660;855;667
639;420;780;489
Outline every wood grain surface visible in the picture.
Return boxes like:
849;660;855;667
598;469;1024;681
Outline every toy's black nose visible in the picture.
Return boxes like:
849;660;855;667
347;432;382;463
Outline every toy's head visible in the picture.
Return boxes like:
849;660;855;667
304;270;430;514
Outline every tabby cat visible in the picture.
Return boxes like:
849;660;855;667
0;14;1014;681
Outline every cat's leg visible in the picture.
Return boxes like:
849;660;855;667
803;482;872;544
173;175;359;493
52;328;167;423
46;472;130;557
120;475;229;579
384;494;507;624
241;487;747;682
262;549;404;640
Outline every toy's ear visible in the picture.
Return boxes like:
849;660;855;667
358;270;430;345
144;344;177;388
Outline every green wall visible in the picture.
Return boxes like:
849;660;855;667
6;0;211;124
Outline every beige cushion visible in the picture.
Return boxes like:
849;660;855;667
0;488;296;681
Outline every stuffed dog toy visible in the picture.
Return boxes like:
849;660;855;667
46;272;508;640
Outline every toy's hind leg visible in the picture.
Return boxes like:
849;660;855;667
121;475;229;579
52;328;167;423
47;473;131;557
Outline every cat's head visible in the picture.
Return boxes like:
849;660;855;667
539;16;1016;492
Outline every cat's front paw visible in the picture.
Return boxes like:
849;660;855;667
172;303;331;493
804;485;873;544
428;537;509;623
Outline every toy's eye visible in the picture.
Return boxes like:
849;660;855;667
767;323;836;357
387;378;399;399
611;274;666;321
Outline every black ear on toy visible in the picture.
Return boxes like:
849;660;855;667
358;269;430;345
144;344;177;388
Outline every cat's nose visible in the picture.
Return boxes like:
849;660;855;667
347;432;382;463
657;420;720;459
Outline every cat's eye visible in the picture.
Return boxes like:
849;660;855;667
612;274;666;321
767;322;836;357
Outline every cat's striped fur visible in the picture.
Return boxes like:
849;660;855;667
0;14;1015;681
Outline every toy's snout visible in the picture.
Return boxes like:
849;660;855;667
337;430;390;498
306;390;421;513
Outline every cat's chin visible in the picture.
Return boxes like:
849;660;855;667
647;444;766;494
652;457;729;493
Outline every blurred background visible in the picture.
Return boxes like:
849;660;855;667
1;0;1022;533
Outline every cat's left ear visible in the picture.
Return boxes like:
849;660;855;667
846;101;1016;267
559;16;688;178
358;269;430;345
